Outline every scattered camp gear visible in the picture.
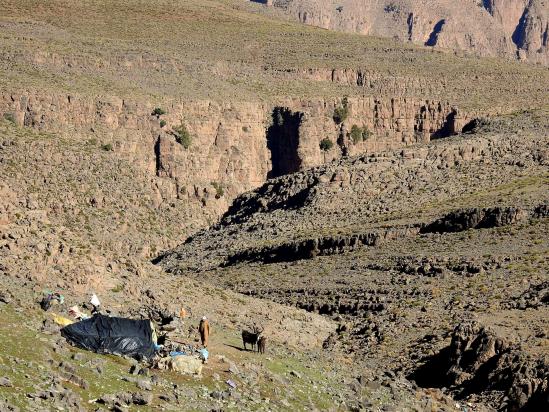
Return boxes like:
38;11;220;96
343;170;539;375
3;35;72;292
40;291;64;311
90;294;101;314
199;348;209;363
50;313;73;326
90;294;101;307
68;305;89;320
156;355;203;376
170;351;186;357
61;314;156;358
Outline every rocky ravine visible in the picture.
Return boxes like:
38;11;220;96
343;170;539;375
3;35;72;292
158;111;549;410
259;0;549;65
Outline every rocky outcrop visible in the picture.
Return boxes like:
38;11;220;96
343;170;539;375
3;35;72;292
264;0;549;65
421;206;527;233
412;321;549;411
242;287;388;317
504;281;549;310
224;225;420;266
420;204;548;233
221;203;547;267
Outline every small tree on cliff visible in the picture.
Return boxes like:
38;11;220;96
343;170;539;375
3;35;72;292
349;124;372;143
319;138;334;151
173;123;192;149
320;138;333;163
333;97;349;124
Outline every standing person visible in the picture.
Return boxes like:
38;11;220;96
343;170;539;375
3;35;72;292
90;294;101;315
198;316;210;348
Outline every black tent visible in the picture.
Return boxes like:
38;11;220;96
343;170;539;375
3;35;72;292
61;314;156;358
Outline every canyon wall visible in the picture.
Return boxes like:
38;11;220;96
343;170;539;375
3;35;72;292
266;0;548;65
0;91;468;219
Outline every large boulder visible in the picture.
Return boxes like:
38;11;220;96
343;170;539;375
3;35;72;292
157;355;203;376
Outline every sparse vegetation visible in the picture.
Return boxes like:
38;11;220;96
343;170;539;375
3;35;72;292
173;124;192;149
3;113;16;124
333;97;349;124
319;138;334;151
152;107;166;117
101;143;113;151
0;0;547;109
349;124;372;143
211;181;224;199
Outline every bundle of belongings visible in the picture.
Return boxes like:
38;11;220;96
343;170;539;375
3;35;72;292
40;291;64;311
68;305;89;321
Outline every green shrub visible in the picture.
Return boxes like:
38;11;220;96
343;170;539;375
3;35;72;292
349;124;372;143
101;143;113;151
159;120;166;128
210;181;224;199
319;138;334;151
3;113;16;124
173;124;192;149
332;97;349;124
152;107;166;117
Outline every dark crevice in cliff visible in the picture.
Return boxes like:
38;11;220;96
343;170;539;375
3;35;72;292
266;107;303;179
512;8;529;48
154;135;161;176
482;0;494;16
336;125;348;157
425;19;446;46
431;109;457;139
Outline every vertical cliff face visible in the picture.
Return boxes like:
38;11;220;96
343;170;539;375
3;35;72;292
281;97;466;170
483;0;530;35
0;91;465;227
511;0;549;62
267;0;549;65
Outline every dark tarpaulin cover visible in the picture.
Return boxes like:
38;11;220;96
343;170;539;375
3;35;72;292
61;314;155;358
